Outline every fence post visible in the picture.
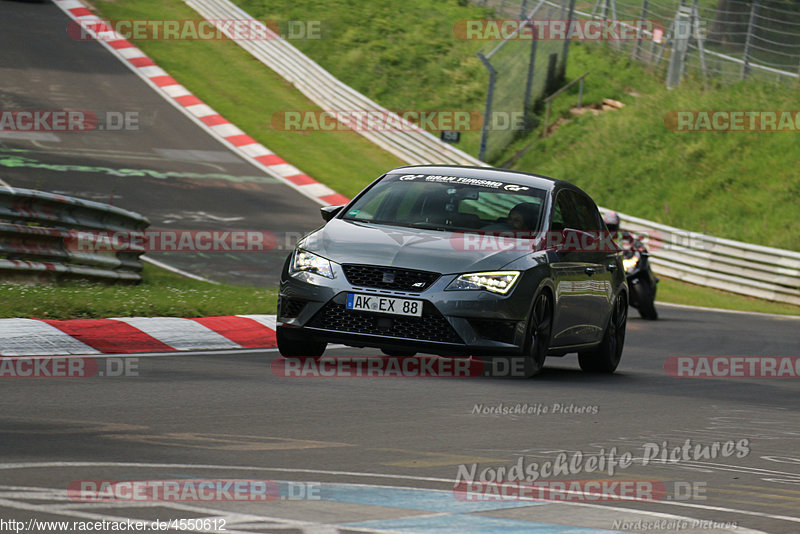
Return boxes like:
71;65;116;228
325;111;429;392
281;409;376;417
477;52;497;162
633;0;649;61
520;0;528;18
692;0;708;84
741;0;759;79
561;0;577;77
666;3;690;88
523;25;539;128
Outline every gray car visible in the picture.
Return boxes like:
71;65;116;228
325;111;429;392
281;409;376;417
277;165;628;377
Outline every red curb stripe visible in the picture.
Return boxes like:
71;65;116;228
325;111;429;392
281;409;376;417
108;39;135;50
255;154;285;166
200;114;228;126
285;174;317;186
320;193;351;205
150;75;179;87
69;7;93;16
128;57;155;68
41;319;174;354
189;316;276;348
174;95;203;107
226;134;257;147
89;22;112;33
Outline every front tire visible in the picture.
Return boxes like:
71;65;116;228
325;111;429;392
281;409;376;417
522;292;553;378
579;292;627;373
276;327;326;359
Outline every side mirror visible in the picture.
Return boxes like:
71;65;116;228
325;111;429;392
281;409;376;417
320;204;344;222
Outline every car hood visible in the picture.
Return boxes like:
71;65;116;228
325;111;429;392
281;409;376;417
301;219;531;274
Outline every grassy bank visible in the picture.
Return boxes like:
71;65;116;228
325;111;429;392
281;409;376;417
511;44;800;251
0;263;276;320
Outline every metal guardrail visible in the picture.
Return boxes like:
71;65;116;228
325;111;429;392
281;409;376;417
0;187;150;283
599;208;800;306
184;0;487;168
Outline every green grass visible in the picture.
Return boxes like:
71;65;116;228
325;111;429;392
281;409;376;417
232;0;494;159
92;0;403;198
0;263;276;320
657;276;800;316
509;44;800;252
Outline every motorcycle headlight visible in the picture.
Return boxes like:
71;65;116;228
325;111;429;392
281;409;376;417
623;256;639;273
446;271;520;295
290;249;334;279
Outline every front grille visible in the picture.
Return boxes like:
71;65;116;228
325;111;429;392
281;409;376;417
342;264;440;292
307;301;463;344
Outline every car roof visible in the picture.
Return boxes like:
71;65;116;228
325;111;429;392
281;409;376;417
386;165;566;191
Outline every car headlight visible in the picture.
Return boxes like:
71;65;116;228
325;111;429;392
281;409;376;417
446;271;520;295
290;249;334;279
622;256;639;273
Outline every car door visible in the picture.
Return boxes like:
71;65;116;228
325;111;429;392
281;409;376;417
547;189;600;347
569;190;616;343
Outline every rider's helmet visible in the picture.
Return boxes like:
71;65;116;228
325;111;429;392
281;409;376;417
603;211;621;233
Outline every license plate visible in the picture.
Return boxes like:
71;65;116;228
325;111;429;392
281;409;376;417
346;293;423;317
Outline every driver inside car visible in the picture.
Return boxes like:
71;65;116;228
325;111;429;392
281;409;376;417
484;202;540;231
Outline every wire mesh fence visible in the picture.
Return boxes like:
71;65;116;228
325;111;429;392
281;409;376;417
475;0;800;87
474;0;576;162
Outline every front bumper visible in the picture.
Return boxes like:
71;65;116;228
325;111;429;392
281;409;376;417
278;263;537;357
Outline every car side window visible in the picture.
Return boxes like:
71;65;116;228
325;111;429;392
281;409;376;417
550;190;578;232
569;191;602;232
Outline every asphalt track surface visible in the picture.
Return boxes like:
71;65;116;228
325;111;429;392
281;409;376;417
0;0;323;286
2;2;800;534
1;306;799;533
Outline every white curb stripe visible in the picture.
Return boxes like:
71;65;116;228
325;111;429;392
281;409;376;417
236;314;277;331
0;319;100;356
110;318;241;351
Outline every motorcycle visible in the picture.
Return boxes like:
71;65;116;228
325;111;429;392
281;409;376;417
621;236;659;320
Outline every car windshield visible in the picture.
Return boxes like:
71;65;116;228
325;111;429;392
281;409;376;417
341;173;548;233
